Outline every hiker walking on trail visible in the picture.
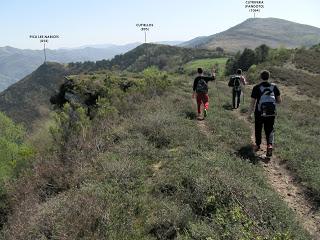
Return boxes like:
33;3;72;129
228;69;247;109
248;70;282;157
192;67;216;119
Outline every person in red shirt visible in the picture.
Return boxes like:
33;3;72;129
192;67;216;119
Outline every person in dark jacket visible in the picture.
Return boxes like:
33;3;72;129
192;67;216;119
248;70;282;158
228;69;247;109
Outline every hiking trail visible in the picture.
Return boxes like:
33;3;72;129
233;109;320;239
192;95;214;138
193;80;320;238
197;119;212;138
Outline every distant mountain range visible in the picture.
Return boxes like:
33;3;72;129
0;44;220;128
65;42;141;50
76;41;182;49
0;43;141;91
154;41;184;46
1;17;320;93
0;41;185;92
181;18;320;52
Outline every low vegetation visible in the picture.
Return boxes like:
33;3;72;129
225;45;293;76
275;97;320;201
294;48;320;74
238;44;320;202
0;61;313;239
0;112;33;231
1;41;319;239
69;43;224;73
183;58;228;76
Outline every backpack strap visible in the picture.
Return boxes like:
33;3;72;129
259;84;275;94
233;76;241;90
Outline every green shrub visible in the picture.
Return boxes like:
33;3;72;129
0;112;33;233
267;47;291;65
294;48;320;73
225;45;271;76
246;64;259;84
143;66;171;96
0;112;33;179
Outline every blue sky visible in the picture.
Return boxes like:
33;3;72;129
0;0;319;49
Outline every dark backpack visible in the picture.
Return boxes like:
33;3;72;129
228;76;241;91
196;78;208;93
258;84;277;117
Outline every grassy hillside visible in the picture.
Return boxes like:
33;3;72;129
0;43;319;238
107;43;224;71
183;58;228;76
0;64;313;239
0;44;226;129
293;48;320;74
0;62;67;128
181;18;320;52
67;43;224;73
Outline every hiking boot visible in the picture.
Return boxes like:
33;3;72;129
266;144;273;157
204;109;208;118
262;156;271;164
253;145;261;152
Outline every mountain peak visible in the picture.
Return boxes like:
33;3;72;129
182;17;320;52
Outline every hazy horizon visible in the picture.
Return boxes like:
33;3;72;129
0;40;193;51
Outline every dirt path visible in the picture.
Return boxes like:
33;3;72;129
233;110;320;239
194;81;320;238
197;119;211;138
193;97;213;138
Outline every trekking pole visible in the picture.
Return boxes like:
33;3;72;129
242;87;245;104
211;67;220;116
215;77;220;113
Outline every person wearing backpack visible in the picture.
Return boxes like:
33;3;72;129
192;67;216;119
248;70;282;157
228;69;247;109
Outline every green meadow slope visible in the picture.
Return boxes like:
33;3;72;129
0;62;314;239
0;43;319;239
